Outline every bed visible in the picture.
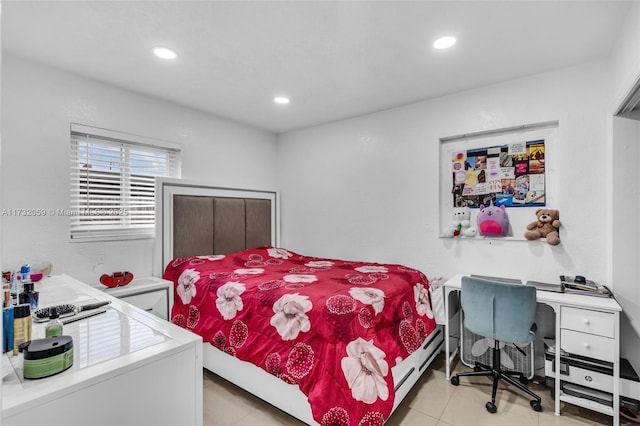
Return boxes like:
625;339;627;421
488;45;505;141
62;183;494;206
154;178;444;425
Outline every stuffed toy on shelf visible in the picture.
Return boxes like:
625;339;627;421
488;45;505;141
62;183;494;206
477;203;509;237
443;207;477;238
524;208;561;245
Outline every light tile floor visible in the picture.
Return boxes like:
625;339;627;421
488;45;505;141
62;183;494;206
203;353;634;425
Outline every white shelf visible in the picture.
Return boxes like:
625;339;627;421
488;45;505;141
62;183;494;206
559;392;614;416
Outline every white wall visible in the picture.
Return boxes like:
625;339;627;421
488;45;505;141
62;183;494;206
278;60;610;286
609;1;640;364
0;54;278;285
610;2;640;112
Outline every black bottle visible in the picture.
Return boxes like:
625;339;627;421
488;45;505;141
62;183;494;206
18;282;38;309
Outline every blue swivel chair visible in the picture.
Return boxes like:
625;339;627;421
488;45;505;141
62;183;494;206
450;276;542;413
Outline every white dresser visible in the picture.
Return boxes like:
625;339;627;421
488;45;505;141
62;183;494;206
2;274;203;426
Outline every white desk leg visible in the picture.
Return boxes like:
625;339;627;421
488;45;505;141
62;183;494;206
444;286;451;380
613;311;620;426
444;287;460;380
553;303;561;417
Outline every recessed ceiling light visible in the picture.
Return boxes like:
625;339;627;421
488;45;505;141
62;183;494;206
433;36;456;50
274;97;290;104
153;47;177;59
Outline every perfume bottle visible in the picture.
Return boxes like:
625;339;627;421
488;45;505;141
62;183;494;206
13;304;32;355
45;309;63;338
18;282;38;309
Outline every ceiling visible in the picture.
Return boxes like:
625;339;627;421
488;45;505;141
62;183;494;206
2;1;633;134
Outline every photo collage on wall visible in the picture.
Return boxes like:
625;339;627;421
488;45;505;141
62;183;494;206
451;139;545;208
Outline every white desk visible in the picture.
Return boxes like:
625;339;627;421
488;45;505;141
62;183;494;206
444;274;622;425
2;274;203;426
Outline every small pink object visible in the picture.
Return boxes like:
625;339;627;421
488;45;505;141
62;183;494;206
30;272;43;282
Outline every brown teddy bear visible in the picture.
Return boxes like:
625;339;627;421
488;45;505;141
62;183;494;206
524;209;561;245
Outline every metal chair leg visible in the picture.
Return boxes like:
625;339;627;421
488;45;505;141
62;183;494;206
453;340;542;413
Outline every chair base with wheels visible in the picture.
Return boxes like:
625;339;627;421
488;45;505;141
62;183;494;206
451;340;542;413
450;276;543;414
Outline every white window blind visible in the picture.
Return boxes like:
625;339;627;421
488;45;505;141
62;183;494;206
70;124;181;241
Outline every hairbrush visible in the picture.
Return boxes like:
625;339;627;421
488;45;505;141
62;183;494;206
32;301;111;322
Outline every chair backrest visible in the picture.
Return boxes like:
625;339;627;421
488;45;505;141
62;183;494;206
461;276;537;344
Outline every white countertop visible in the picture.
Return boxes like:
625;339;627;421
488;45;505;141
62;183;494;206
2;274;201;417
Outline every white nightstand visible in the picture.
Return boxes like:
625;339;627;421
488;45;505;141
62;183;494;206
99;276;174;320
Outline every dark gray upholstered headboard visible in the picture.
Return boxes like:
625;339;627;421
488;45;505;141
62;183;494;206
154;178;278;276
172;195;272;257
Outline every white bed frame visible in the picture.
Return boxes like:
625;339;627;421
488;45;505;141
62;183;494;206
154;177;444;425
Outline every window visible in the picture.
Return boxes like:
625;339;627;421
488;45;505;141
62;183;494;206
70;124;181;241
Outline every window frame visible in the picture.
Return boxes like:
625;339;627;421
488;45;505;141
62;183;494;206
69;123;181;242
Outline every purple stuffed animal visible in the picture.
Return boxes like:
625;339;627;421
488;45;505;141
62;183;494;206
477;204;509;237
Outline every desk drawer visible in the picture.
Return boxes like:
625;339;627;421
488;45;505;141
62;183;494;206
561;329;614;362
562;306;614;338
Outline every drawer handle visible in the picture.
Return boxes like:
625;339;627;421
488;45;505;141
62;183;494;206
583;342;590;349
583;319;590;325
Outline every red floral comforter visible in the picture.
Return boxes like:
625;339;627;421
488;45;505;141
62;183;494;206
165;246;437;426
